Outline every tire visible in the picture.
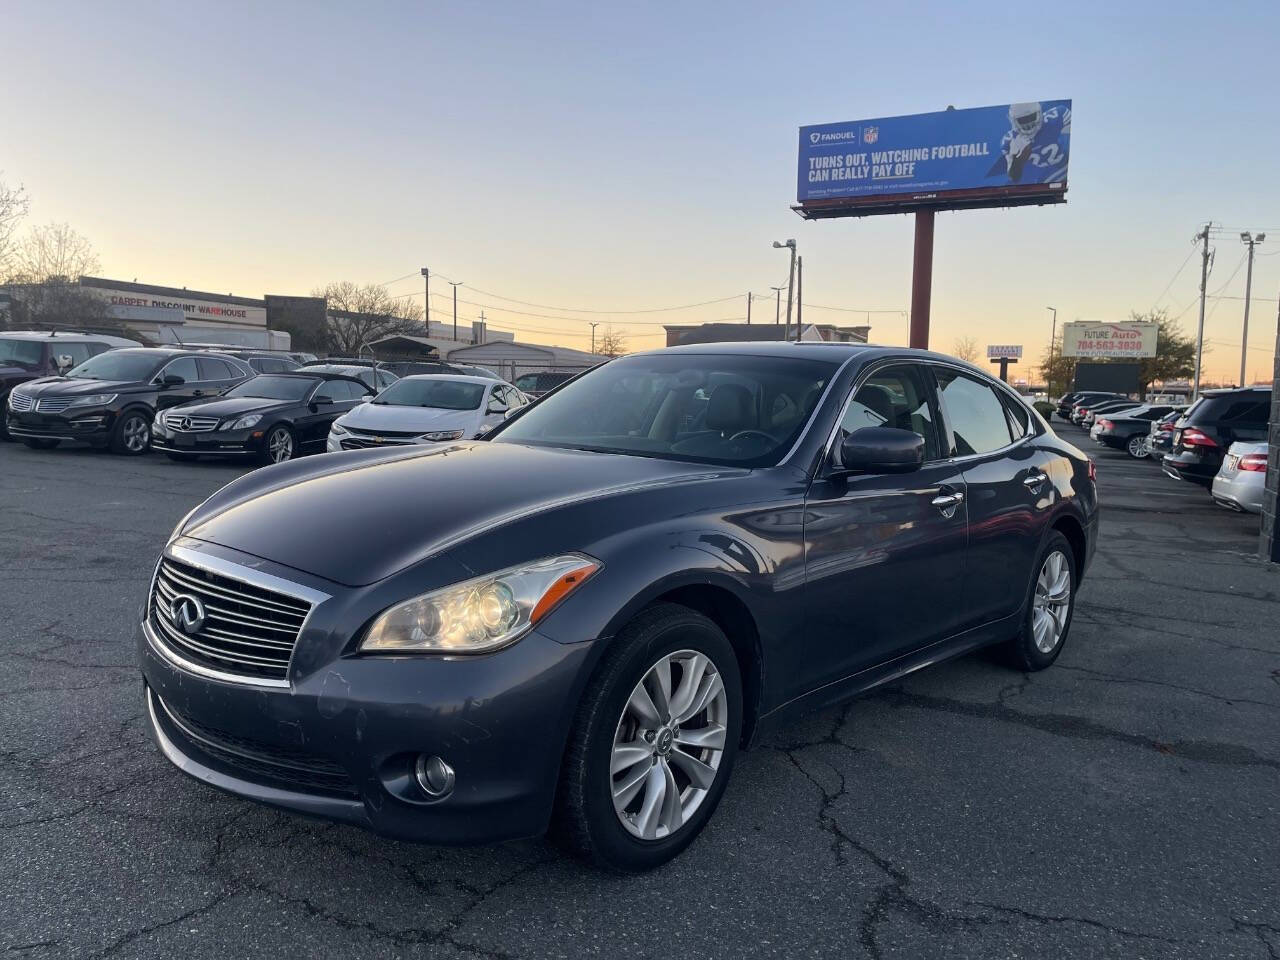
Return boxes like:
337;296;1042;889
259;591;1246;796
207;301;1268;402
22;438;60;450
259;424;296;465
554;603;742;872
165;452;196;462
0;405;11;442
1003;532;1076;672
110;410;152;456
1126;435;1148;458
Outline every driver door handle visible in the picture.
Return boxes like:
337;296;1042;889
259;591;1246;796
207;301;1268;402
931;491;964;510
1023;472;1048;492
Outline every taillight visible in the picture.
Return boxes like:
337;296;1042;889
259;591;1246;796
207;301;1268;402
1088;459;1096;482
1079;408;1090;417
1097;419;1113;430
1239;453;1267;473
1158;422;1174;431
1181;427;1218;448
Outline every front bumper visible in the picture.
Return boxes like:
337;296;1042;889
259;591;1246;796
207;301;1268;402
153;422;260;457
6;408;115;444
138;543;595;843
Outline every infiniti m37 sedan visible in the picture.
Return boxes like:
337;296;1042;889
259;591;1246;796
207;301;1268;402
138;343;1098;870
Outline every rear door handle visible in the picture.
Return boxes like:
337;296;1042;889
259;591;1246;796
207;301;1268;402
1023;472;1048;492
931;491;964;511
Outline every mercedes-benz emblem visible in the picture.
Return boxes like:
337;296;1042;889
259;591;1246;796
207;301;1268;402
170;594;206;634
179;417;192;430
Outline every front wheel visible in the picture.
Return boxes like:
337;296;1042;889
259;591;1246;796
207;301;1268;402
1003;532;1076;671
554;603;742;871
259;424;295;465
110;410;151;455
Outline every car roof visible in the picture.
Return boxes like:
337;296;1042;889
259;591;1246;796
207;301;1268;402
256;370;362;383
1201;386;1271;396
396;374;500;385
1;330;138;345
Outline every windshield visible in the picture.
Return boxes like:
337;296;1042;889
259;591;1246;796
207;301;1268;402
373;378;486;410
226;375;317;401
492;353;838;466
0;338;44;369
66;350;162;382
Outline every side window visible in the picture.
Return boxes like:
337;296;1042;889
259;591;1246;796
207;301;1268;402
60;343;94;368
336;380;366;401
838;365;940;461
161;357;200;383
1000;393;1031;440
197;357;235;381
934;369;1015;456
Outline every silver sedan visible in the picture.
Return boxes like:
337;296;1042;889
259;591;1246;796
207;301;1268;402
1211;441;1268;514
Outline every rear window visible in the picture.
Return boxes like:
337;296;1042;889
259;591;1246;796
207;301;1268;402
1189;394;1270;425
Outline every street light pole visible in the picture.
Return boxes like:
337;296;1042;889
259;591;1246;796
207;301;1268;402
773;240;797;341
589;321;600;354
420;267;430;331
1046;306;1057;394
770;286;784;325
795;256;803;341
448;280;463;342
1240;232;1266;387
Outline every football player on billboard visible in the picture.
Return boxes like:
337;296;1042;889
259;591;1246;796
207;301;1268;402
988;101;1070;183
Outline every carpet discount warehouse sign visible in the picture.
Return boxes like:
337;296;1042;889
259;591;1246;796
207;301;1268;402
1061;322;1158;358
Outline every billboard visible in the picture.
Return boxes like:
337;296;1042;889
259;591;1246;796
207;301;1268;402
1061;321;1158;359
797;100;1070;216
987;344;1023;359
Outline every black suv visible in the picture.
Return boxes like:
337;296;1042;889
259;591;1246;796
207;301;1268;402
153;371;373;464
1161;386;1272;485
514;370;578;398
0;330;140;440
6;347;251;455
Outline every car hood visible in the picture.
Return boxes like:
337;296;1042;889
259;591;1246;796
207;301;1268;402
182;441;729;586
18;376;143;396
338;403;478;433
170;396;288;418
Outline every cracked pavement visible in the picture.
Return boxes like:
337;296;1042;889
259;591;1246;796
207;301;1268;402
2;436;1278;958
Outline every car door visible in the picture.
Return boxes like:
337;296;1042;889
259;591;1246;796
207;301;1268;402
799;362;969;691
196;357;241;397
933;366;1051;630
301;379;365;448
153;356;203;410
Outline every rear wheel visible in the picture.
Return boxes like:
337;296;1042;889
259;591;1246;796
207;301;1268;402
22;438;60;450
1126;435;1149;458
1003;532;1076;672
554;603;742;871
110;411;151;455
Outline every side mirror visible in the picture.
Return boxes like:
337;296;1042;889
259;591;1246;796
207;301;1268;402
159;374;185;387
55;354;75;374
836;427;925;475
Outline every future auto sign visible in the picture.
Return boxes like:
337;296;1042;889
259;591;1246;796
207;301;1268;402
1061;322;1158;359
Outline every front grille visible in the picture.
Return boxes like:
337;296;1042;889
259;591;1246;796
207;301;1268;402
346;426;423;439
164;412;220;432
8;391;34;411
35;397;74;413
339;436;415;450
152;692;356;797
150;558;311;681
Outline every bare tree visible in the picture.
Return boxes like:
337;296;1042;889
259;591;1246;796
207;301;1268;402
0;175;30;279
595;324;628;357
315;281;424;356
952;335;979;363
12;222;100;284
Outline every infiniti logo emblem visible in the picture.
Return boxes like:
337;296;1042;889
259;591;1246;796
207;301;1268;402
170;594;206;634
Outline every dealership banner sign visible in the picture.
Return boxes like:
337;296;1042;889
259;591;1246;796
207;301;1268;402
797;100;1070;209
987;344;1023;359
1061;322;1158;359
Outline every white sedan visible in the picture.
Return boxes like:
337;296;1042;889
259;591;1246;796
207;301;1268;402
327;374;526;451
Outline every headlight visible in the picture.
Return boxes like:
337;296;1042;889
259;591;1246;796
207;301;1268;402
65;393;116;408
361;554;600;654
330;421;348;436
419;429;464;441
221;413;262;431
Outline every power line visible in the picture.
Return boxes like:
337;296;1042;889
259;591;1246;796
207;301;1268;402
1149;245;1199;311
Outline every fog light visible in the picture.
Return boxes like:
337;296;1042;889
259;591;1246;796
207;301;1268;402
414;754;455;799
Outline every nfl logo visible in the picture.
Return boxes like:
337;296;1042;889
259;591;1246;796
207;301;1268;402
863;126;878;144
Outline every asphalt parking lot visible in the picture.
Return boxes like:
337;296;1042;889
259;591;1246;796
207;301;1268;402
1;434;1277;959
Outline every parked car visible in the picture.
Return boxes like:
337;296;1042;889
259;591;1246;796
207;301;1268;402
374;360;503;380
1056;390;1123;421
1162;387;1272;486
1211;441;1268;513
154;371;374;464
139;343;1097;870
1076;398;1140;428
0;330;140;440
181;344;303;373
514;370;579;398
1147;409;1182;462
327;375;526;451
1089;405;1180;456
6;347;251;454
300;362;399;392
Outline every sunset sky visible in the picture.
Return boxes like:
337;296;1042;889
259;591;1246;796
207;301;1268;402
5;0;1278;383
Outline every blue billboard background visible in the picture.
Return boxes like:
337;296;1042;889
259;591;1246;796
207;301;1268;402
798;100;1070;204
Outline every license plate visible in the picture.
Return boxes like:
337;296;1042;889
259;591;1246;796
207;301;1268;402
174;433;194;448
1224;454;1239;473
1173;430;1182;446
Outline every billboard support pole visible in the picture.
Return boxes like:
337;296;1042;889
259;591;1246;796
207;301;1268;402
909;209;935;349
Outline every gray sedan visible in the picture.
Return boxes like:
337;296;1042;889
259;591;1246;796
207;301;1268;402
1211;441;1268;513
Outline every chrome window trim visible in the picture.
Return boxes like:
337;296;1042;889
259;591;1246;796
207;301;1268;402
145;542;330;688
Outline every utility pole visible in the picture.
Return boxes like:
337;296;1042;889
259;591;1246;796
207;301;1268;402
773;240;797;341
1046;306;1058;395
589;321;600;354
448;280;462;342
1240;232;1266;387
746;291;752;325
420;267;430;332
1192;223;1212;401
770;286;784;325
476;310;486;345
795;256;803;342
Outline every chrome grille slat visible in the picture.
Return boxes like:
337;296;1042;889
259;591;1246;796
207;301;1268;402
163;412;220;432
36;397;74;413
150;557;312;681
8;392;34;411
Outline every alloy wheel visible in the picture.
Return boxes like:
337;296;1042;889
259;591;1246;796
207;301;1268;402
268;428;293;462
123;415;150;453
1031;550;1071;654
610;649;729;841
1128;435;1147;458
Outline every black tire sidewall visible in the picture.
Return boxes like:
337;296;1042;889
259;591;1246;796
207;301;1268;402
1012;531;1077;670
111;410;151;456
572;606;742;871
260;424;294;465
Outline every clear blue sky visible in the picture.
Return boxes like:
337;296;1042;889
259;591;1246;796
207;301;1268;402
5;0;1278;381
